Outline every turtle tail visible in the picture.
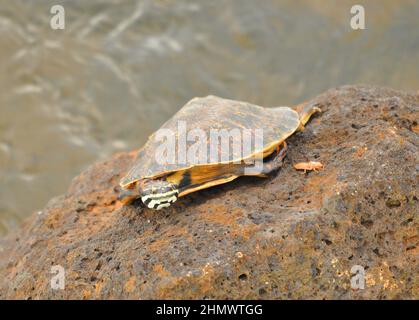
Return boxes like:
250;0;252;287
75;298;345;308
294;102;321;130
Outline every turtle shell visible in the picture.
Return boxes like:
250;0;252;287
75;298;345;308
120;95;300;187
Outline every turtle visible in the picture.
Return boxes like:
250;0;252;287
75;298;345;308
119;95;320;210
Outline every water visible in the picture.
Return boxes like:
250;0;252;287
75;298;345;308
0;0;418;235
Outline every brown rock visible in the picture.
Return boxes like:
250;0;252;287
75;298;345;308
0;85;418;299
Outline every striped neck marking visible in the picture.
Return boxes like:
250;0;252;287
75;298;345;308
141;189;179;210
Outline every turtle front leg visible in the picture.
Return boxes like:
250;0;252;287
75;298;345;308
242;142;287;176
118;188;140;205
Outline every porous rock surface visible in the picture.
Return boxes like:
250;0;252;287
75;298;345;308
0;85;417;299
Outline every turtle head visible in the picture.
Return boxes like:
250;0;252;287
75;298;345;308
139;179;179;210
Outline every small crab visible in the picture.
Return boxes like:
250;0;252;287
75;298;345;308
293;161;324;173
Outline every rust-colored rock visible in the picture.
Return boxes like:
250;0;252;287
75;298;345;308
0;86;418;299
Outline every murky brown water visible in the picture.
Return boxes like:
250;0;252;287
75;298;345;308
0;0;418;235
